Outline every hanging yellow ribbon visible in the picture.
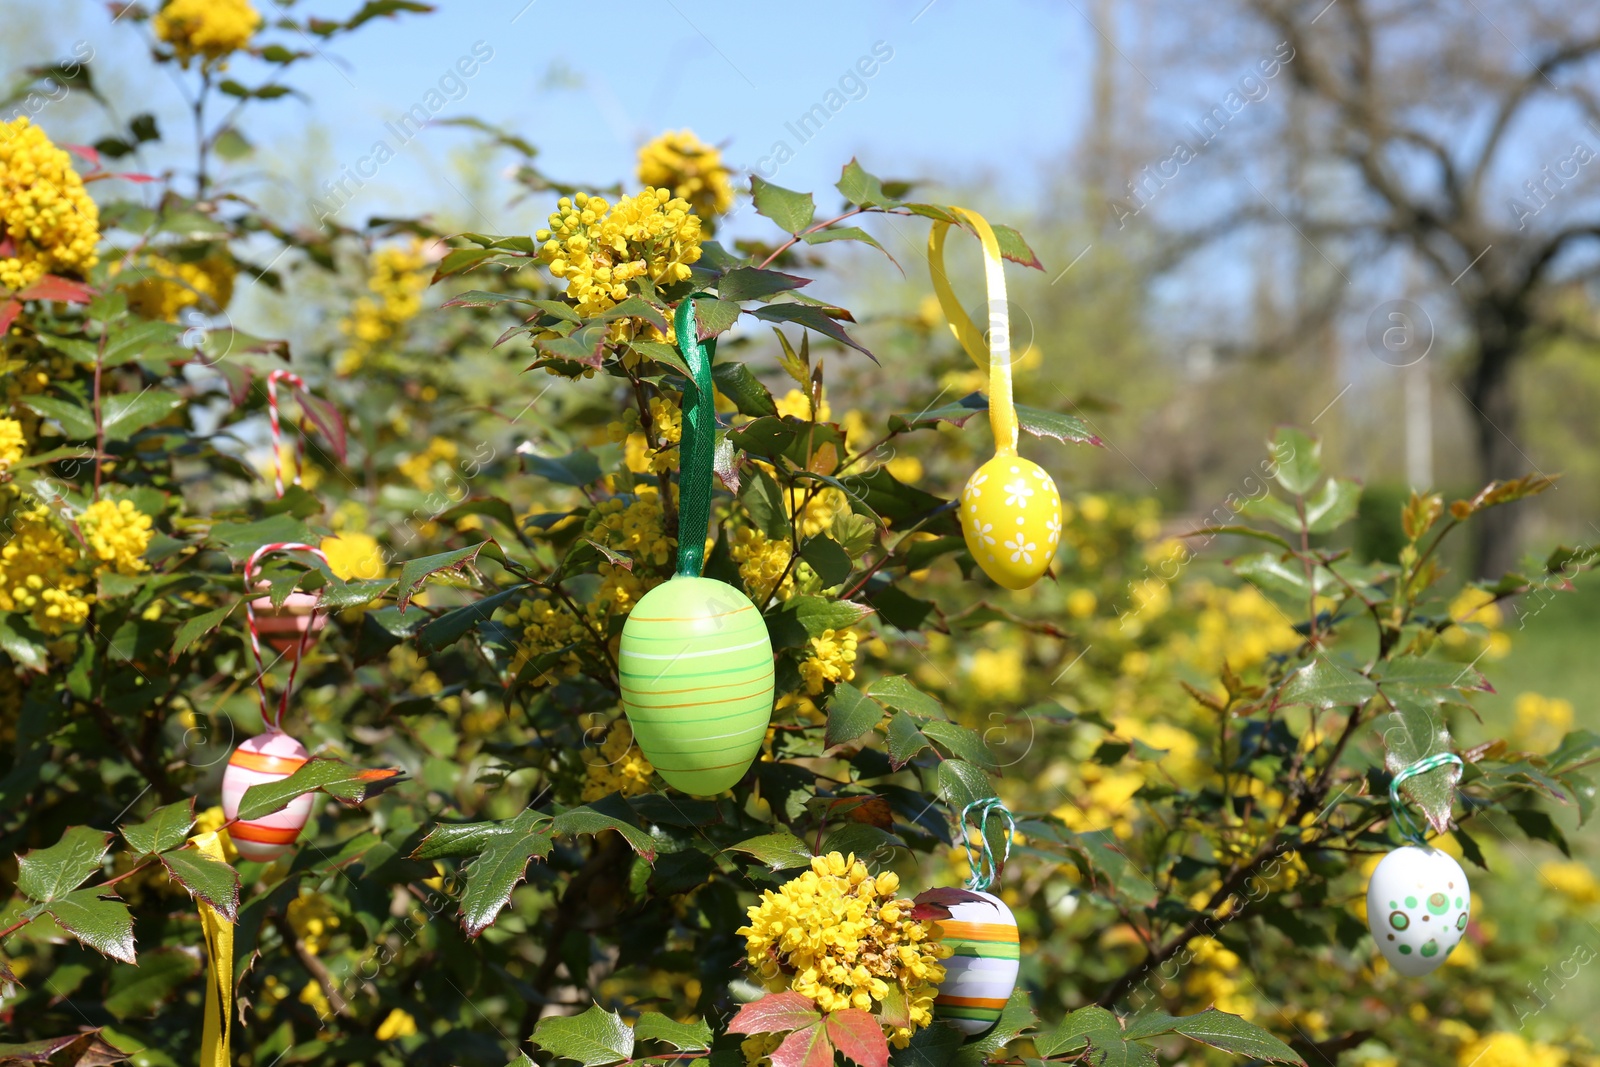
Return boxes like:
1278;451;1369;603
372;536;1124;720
193;830;233;1067
930;206;1062;591
928;207;1017;457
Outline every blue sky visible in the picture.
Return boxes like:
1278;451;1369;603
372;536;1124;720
23;0;1100;238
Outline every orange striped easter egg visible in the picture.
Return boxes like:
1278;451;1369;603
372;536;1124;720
934;891;1021;1034
221;729;312;861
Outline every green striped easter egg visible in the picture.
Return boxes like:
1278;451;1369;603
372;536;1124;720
933;892;1020;1034
619;576;774;796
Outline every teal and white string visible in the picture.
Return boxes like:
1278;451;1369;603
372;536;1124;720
1388;751;1463;847
960;797;1015;892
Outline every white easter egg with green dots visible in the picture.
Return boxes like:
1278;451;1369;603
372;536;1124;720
960;455;1061;590
1365;845;1470;976
619;576;774;796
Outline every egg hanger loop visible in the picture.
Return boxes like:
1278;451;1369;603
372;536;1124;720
266;369;308;499
672;295;718;579
1388;751;1464;847
959;796;1015;892
928;207;1018;458
242;541;330;731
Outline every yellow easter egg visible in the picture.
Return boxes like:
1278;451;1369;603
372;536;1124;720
960;455;1061;589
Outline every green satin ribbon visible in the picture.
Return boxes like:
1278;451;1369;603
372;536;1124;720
1389;751;1463;846
673;296;717;579
960;797;1015;892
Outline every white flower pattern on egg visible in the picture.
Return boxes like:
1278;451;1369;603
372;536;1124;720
1004;536;1036;564
962;455;1059;589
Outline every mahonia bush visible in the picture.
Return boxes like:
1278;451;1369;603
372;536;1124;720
0;9;1596;1067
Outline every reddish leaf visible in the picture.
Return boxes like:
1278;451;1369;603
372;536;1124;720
772;1024;833;1067
908;885;995;921
111;172;158;184
727;992;822;1036
241;336;292;362
63;143;101;169
826;1010;889;1067
844;796;894;830
292;387;348;463
16;274;96;304
911;887;992;915
0;1028;130;1064
0;299;21;334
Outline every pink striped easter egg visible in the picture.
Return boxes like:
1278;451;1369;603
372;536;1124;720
221;729;313;861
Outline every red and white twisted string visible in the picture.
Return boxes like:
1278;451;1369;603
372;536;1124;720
242;541;328;730
266;370;307;498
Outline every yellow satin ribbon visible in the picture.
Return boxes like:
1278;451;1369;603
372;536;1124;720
928;207;1018;456
193;831;233;1067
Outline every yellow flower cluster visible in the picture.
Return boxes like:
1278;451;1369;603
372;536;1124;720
1053;769;1143;838
0;418;23;472
775;388;831;423
582;719;655;801
339;243;431;375
730;526;792;601
287;891;341;955
0;504;91;632
739;852;949;1048
0;117;100;292
375;1008;419;1041
1440;585;1511;661
153;0;261;69
512;496;670;684
322;531;386;581
613;395;685;474
1181;935;1254;1018
800;627;858;696
1513;691;1574;751
1169;580;1301;674
593;562;649;619
590;488;675;568
740;1033;784;1067
79;499;152;575
791;486;849;541
969;646;1023;701
1541;860;1600;906
1457;1032;1569;1067
398;436;458;491
512;598;587;680
536;189;703;319
637;129;734;218
726;486;850;603
115;250;236;322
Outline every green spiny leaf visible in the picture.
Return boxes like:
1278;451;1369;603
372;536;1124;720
236;757;403;820
157;845;240;921
825;682;883;749
120;800;196;855
45;889;135;963
750;176;816;234
530;1003;635;1066
727;831;814;871
17;826;112;903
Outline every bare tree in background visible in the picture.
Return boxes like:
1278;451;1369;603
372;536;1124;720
1144;0;1600;576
